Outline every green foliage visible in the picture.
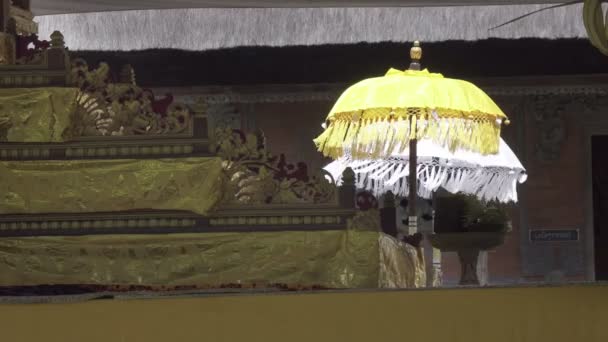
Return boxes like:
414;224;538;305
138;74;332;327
455;194;511;233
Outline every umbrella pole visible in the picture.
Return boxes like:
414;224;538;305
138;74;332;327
407;41;422;233
408;138;417;232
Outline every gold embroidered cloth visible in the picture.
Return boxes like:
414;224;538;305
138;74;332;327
0;231;423;288
378;234;426;288
0;157;224;215
0;88;79;142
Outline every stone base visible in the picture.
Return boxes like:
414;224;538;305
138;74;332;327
458;249;481;286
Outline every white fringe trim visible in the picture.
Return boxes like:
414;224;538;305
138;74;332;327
326;157;526;203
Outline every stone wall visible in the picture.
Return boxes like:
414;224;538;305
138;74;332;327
442;93;598;284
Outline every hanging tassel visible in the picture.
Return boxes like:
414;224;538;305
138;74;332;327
409;114;418;140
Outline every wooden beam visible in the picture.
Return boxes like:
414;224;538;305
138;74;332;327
15;0;31;11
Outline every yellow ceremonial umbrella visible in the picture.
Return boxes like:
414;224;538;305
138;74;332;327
314;41;510;231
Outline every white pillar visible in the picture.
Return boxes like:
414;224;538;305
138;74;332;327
431;247;443;287
477;251;489;286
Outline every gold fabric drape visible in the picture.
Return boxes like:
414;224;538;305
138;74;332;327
0;88;79;142
0;231;424;289
378;234;426;288
0;231;381;288
0;157;224;215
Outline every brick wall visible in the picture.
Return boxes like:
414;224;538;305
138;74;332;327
247;101;334;173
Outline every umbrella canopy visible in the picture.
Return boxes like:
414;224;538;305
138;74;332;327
313;55;509;161
324;137;527;203
314;41;512;231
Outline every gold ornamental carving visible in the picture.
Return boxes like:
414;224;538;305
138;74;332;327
215;128;336;205
67;59;192;137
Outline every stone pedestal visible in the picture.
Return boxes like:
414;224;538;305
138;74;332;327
429;232;506;286
457;249;480;285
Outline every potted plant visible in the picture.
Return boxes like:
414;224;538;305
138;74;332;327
461;194;511;233
429;193;512;286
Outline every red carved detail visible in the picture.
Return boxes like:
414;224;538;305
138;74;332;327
15;34;49;62
356;191;378;211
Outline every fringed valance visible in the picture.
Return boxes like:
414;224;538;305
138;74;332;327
324;138;527;203
37;5;585;51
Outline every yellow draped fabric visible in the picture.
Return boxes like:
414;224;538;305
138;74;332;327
314;69;507;159
0;231;423;289
0;88;79;142
0;157;224;215
378;234;426;288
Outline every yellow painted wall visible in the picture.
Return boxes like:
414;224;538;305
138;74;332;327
1;285;607;342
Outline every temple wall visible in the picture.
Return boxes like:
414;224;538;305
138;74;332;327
244;101;333;173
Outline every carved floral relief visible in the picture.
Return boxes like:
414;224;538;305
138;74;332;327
66;59;191;138
214;128;336;205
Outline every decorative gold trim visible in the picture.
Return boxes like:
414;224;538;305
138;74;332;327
0;147;51;159
0;139;208;160
64;144;193;158
0;73;51;86
209;215;343;226
0;218;197;232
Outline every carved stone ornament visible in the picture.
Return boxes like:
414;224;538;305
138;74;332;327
214;127;336;205
0;3;45;66
13;33;50;65
66;58;191;137
205;103;242;131
531;92;608;162
532;95;567;162
8;2;37;36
